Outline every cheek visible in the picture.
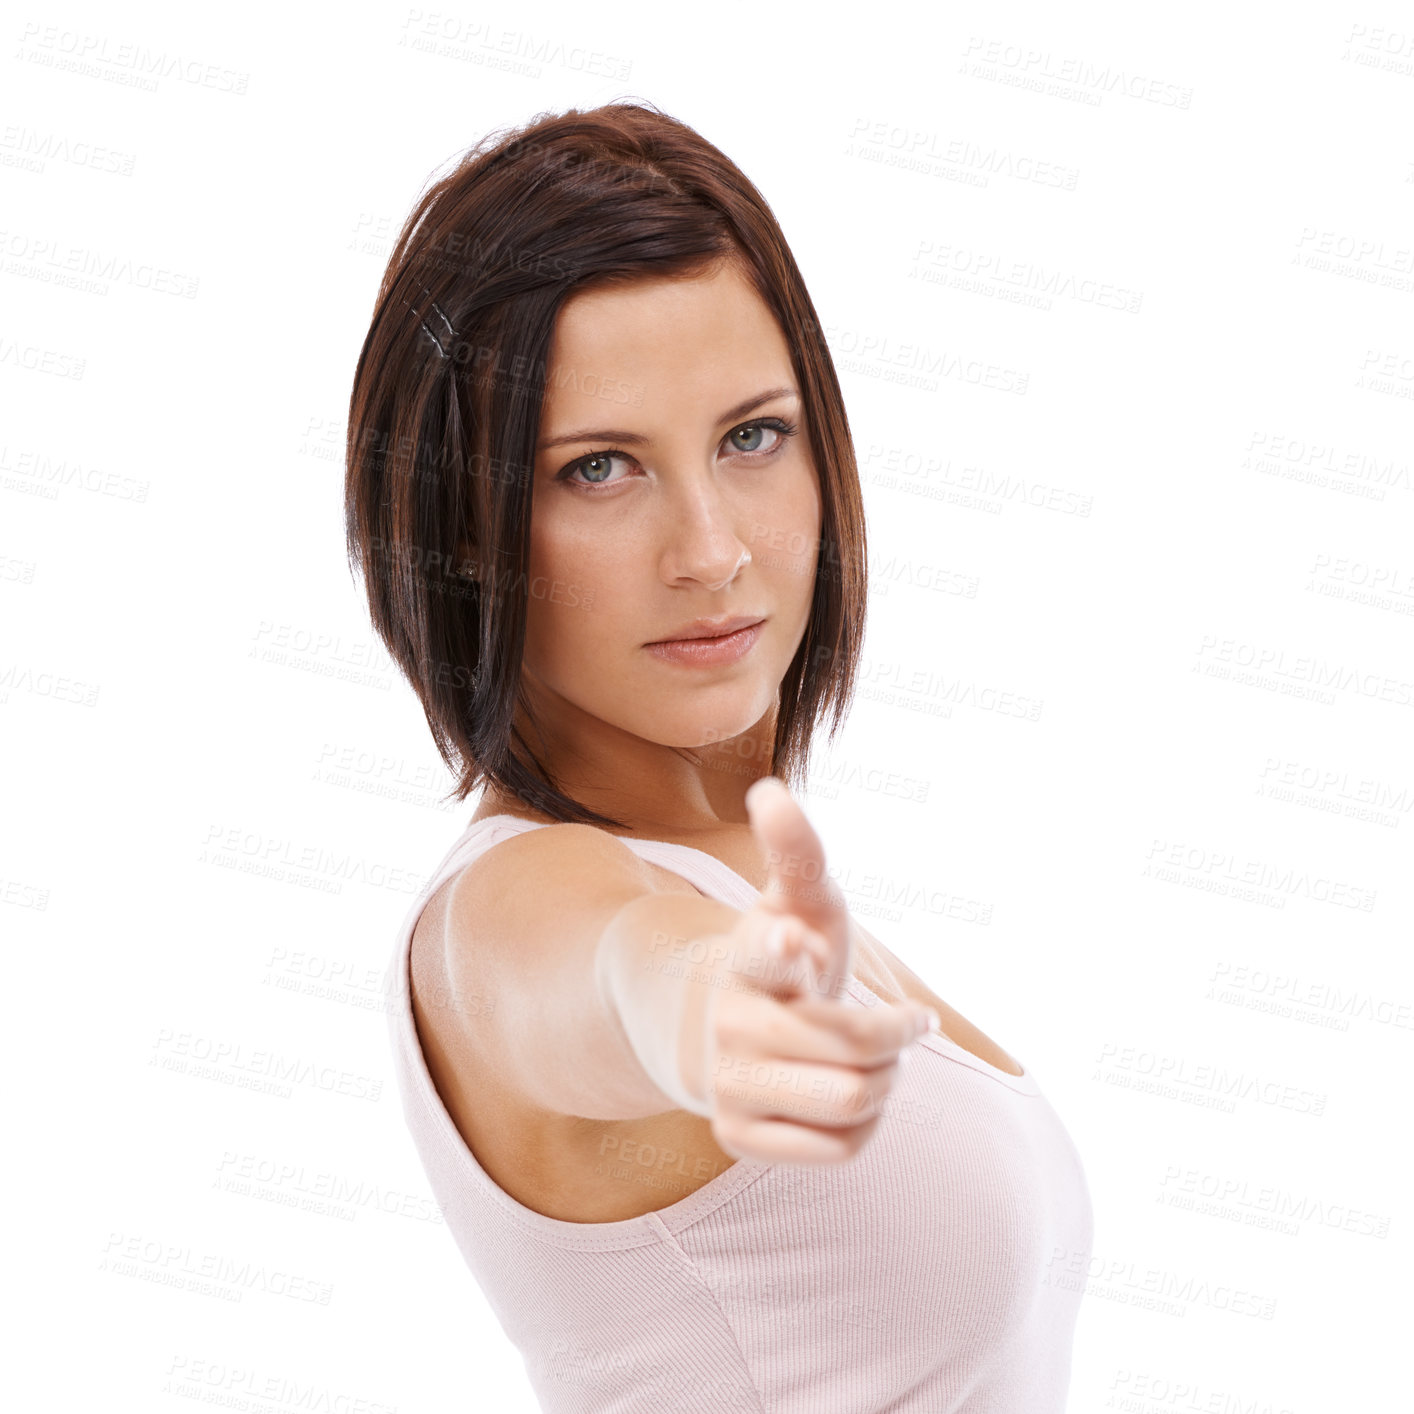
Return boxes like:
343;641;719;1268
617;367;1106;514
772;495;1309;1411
527;509;591;602
749;465;822;587
524;518;618;668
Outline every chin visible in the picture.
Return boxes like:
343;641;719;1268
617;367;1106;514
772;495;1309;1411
639;687;777;752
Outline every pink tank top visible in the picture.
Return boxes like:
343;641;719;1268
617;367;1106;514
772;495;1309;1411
385;814;1093;1412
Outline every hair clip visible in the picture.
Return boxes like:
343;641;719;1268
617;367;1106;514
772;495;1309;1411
406;289;457;358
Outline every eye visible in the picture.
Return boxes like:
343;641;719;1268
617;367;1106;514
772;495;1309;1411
727;419;795;455
554;416;799;493
563;451;629;489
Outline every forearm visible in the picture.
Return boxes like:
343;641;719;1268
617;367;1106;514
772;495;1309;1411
594;891;748;1119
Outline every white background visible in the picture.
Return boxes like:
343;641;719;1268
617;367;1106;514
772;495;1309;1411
5;2;1411;1409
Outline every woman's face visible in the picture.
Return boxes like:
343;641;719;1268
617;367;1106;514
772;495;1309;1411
520;258;822;761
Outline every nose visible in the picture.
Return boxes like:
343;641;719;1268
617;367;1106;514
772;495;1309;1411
658;477;753;592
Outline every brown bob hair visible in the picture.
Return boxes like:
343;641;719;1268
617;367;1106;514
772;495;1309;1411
344;99;868;829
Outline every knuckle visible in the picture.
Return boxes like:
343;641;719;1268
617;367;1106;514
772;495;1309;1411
829;1008;869;1047
849;1115;881;1147
834;1075;871;1112
838;1065;895;1119
834;1092;873;1124
829;1120;875;1159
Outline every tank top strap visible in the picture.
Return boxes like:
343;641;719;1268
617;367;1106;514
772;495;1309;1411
438;815;764;912
611;837;762;911
418;816;517;901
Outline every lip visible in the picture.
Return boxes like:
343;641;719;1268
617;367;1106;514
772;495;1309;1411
646;615;766;644
644;617;766;667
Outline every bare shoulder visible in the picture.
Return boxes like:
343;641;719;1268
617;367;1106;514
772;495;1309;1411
423;822;704;1025
447;822;703;929
410;821;710;1120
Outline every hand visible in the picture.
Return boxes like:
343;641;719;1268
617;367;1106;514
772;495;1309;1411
694;776;937;1165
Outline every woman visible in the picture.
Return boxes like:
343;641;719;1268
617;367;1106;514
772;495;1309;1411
346;99;1092;1412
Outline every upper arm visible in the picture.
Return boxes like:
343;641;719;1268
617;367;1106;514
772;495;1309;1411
440;824;701;1120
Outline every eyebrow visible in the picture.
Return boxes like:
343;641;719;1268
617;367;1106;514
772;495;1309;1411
536;386;800;453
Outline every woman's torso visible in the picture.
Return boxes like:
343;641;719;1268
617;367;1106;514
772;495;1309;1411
409;809;1027;1225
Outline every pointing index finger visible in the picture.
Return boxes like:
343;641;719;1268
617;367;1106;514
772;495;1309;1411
745;776;841;927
